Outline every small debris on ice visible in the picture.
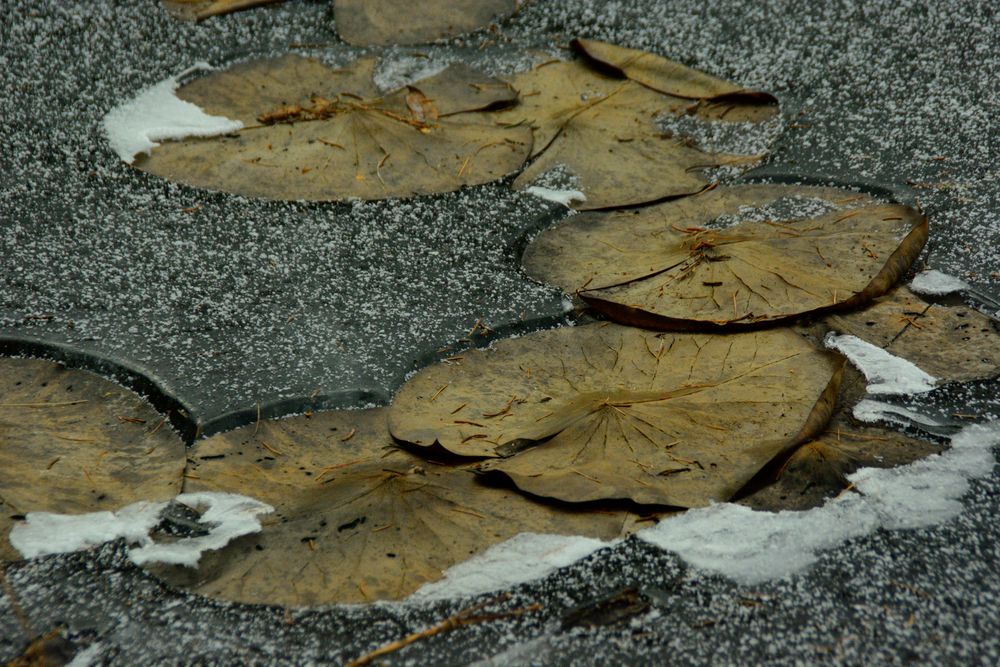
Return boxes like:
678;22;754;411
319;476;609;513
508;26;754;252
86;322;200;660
910;269;970;296
102;63;244;164
825;333;937;394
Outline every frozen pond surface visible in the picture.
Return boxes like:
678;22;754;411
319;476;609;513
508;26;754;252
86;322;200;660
2;0;999;663
2;0;999;432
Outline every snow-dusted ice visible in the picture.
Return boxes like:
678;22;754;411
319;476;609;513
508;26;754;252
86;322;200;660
825;333;937;394
102;63;244;164
8;492;273;568
910;269;970;296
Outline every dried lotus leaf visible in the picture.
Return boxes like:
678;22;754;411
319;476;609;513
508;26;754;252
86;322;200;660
167;408;638;605
389;323;842;507
523;184;927;329
135;55;531;201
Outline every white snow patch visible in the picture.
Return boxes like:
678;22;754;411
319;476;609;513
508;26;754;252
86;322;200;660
129;493;274;567
910;269;969;296
524;186;587;207
410;533;609;601
852;398;945;428
103;63;244;164
825;333;937;394
67;643;104;667
8;492;272;567
638;421;1000;583
9;501;165;559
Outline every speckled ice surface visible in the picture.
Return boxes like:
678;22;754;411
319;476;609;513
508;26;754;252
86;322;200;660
2;0;1000;664
3;0;998;434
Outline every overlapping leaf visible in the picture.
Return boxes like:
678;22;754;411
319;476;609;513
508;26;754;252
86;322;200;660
0;359;185;561
826;286;1000;382
499;40;777;209
168;408;639;605
389;323;842;507
334;0;518;46
136;55;532;201
523;184;928;329
572;38;778;108
740;413;944;511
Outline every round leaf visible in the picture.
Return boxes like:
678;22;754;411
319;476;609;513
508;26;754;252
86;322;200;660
523;185;929;329
134;55;532;201
0;359;185;561
389;323;843;507
166;408;639;605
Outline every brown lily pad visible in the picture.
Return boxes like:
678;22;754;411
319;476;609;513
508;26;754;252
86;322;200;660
135;55;532;201
500;40;777;209
826;286;1000;382
389;323;843;507
333;0;518;46
739;414;945;511
166;408;639;605
523;184;928;330
0;359;185;561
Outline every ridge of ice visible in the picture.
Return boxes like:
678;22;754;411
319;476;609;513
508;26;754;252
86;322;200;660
524;186;587;207
103;62;244;164
637;421;1000;583
825;333;937;394
910;269;969;296
8;492;272;567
